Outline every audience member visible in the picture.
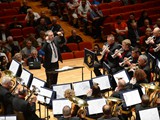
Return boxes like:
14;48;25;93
92;44;101;56
9;17;23;29
140;19;153;35
128;22;141;46
67;29;83;44
12;53;24;65
37;30;46;47
0;56;8;71
36;18;48;36
0;24;10;43
137;11;152;27
114;16;128;43
153;18;160;28
19;1;31;14
97;104;120;120
127;13;136;29
37;11;51;25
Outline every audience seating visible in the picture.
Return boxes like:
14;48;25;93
110;7;122;15
66;43;79;51
108;1;122;8
78;42;92;51
0;3;11;10
4;9;19;16
73;50;84;58
61;52;74;60
15;14;26;21
10;29;23;37
9;1;21;10
22;27;36;38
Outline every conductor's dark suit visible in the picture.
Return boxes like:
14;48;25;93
0;84;13;115
41;40;62;88
12;96;41;120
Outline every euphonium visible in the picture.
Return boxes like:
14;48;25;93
145;36;156;44
111;48;124;58
153;43;160;52
69;96;88;107
119;56;132;67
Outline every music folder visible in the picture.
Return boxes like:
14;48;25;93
92;75;111;90
84;48;95;71
37;87;56;105
52;83;72;99
139;107;160;120
157;59;160;69
52;99;71;115
113;69;130;85
121;89;141;107
20;68;33;88
29;61;41;69
87;98;106;115
72;80;91;96
9;59;22;77
30;77;46;91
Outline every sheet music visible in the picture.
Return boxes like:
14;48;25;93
20;69;31;86
55;66;73;72
92;76;110;90
0;116;5;120
113;70;129;84
123;89;141;107
157;60;160;69
87;98;106;115
52;99;71;115
139;107;160;120
73;81;91;96
30;78;45;90
141;87;145;94
37;88;53;104
9;60;20;76
53;84;71;99
5;116;17;120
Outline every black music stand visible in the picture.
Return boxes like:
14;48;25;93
102;62;111;75
84;48;96;79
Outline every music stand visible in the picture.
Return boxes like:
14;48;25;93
120;89;141;107
103;62;111;75
30;77;46;91
72;80;91;97
20;68;33;88
37;87;56;120
9;59;22;77
84;48;96;79
52;83;72;99
139;107;160;120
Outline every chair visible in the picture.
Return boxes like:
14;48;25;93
98;3;111;10
22;27;36;38
0;11;4;17
9;1;21;10
121;5;135;13
73;50;84;58
101;9;111;17
109;1;122;8
14;111;25;120
78;42;92;51
0;3;11;10
10;29;23;37
15;14;26;21
61;52;74;60
110;7;122;15
66;43;79;51
4;9;18;16
1;16;13;23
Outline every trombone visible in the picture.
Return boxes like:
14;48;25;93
111;48;124;58
119;56;132;67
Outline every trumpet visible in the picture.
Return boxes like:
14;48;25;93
111;48;124;58
119;56;132;67
153;43;160;52
124;63;139;72
101;44;110;56
145;36;156;44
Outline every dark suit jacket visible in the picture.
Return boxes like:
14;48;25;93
128;27;141;45
67;35;83;44
98;116;120;120
58;116;81;120
41;40;62;70
27;56;43;66
0;85;14;115
12;96;40;120
139;64;151;82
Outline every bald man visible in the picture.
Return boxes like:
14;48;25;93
98;104;120;120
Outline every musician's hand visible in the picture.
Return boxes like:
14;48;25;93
150;39;155;44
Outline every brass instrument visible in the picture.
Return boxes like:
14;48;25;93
145;36;156;44
26;85;40;101
111;48;124;58
101;44;110;56
69;96;88;107
153;43;160;52
119;56;132;67
124;63;139;72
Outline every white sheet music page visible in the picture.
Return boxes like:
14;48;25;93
92;76;110;90
5;116;17;120
20;69;31;86
73;81;91;96
52;99;71;115
113;70;129;84
139;107;160;120
9;60;20;76
37;88;52;104
0;116;5;120
88;98;106;115
53;84;71;99
123;89;141;107
157;60;160;69
30;78;45;90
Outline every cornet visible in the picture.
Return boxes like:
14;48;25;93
124;63;139;72
119;56;132;67
111;48;124;58
153;43;160;52
145;36;156;44
101;44;110;56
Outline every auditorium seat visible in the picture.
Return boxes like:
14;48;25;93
61;52;74;60
101;9;111;17
15;14;26;21
4;9;19;16
0;3;11;10
98;3;111;10
110;7;122;15
73;50;84;58
108;1;122;8
78;42;92;51
0;11;4;17
9;1;21;10
22;27;36;38
0;16;13;23
10;29;23;37
121;5;135;13
66;43;79;51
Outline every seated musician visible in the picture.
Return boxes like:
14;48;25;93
97;104;120;120
93;34;121;76
58;105;81;120
12;87;42;120
0;76;14;115
135;94;150;120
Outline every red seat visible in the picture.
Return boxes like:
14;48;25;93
0;3;11;10
15;14;26;21
139;35;145;45
121;5;135;13
101;9;110;17
10;28;23;37
98;3;111;10
0;16;13;23
66;43;79;51
121;12;132;21
0;11;4;17
9;1;21;10
110;7;122;15
22;27;36;38
78;42;92;51
4;9;18;16
134;10;143;19
102;16;113;24
61;52;74;60
108;1;122;8
73;50;84;58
